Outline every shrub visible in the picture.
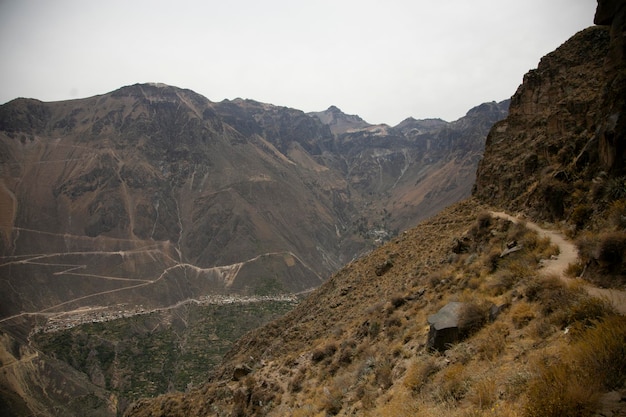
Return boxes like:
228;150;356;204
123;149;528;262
436;362;469;402
570;204;593;230
527;317;555;340
467;376;497;409
289;368;306;393
604;175;626;201
573;315;626;390
483;247;502;273
458;302;490;338
475;322;509;361
337;346;354;365
311;343;337;363
524;275;580;316
565;261;584;277
523;360;599;417
403;356;439;393
553;295;616;329
597;231;626;273
390;295;406;309
510;301;535;329
476;211;492;231
577;231;626;272
375;359;394;389
538;177;570;220
524;315;626;417
608;199;626;229
320;384;343;415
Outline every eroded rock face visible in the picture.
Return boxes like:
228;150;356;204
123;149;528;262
472;25;624;220
595;0;626;174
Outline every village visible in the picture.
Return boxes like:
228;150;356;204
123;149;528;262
34;293;300;334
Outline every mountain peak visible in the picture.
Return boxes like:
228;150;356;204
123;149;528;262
309;106;369;135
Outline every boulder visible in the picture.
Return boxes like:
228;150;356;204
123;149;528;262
232;364;252;381
427;302;464;351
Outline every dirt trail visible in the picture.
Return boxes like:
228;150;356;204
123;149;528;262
491;211;626;315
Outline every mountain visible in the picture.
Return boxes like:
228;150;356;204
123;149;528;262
0;85;506;319
122;3;626;417
0;81;506;413
307;106;370;135
309;101;509;234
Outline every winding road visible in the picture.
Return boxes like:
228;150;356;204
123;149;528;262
491;211;626;315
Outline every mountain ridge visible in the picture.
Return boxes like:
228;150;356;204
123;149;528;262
0;79;508;415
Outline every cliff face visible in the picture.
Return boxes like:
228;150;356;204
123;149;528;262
594;0;626;173
473;3;625;224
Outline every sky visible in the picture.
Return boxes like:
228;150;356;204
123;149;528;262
0;0;597;125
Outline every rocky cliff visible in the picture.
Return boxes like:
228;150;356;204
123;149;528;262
474;13;625;225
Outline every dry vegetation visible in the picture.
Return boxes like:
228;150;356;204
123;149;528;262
125;198;626;417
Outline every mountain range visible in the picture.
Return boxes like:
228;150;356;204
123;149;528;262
0;74;507;414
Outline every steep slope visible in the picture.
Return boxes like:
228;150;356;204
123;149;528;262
307;106;370;136
125;5;626;417
387;101;509;231
473;26;621;223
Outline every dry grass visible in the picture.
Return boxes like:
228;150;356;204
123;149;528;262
126;200;626;417
523;315;626;417
510;301;535;329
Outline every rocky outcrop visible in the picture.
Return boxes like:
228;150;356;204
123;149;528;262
473;25;622;222
595;0;626;174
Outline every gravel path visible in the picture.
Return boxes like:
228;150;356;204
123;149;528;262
491;211;626;315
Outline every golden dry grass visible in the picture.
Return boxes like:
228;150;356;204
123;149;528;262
126;200;626;417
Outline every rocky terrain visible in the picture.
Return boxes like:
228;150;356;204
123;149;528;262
0;66;506;414
120;2;626;416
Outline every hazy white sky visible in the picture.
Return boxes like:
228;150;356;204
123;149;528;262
0;0;597;125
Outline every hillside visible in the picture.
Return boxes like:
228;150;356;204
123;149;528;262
124;5;626;417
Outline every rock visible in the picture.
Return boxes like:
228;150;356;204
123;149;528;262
427;302;465;351
500;244;523;257
489;303;508;322
232;364;252;381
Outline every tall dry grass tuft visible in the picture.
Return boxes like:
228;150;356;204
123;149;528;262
523;315;626;417
572;315;626;391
